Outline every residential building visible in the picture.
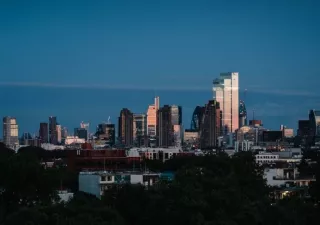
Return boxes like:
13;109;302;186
3;116;19;147
118;108;133;147
79;171;173;199
213;72;239;134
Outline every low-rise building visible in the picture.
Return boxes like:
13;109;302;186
79;171;174;199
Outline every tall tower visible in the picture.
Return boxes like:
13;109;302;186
39;122;49;143
200;100;221;148
49;116;58;145
157;105;174;147
147;96;160;136
213;72;239;134
118;108;133;147
3;116;19;147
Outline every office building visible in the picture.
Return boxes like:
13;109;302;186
157;105;174;147
56;124;62;144
118;108;133;147
190;106;205;131
3;117;19;146
298;120;310;137
74;128;88;140
239;100;247;127
171;105;182;125
147;96;160;137
213;72;239;134
200;100;221;149
39;122;49;143
80;121;90;139
49;116;58;145
133;113;147;147
309;110;320;137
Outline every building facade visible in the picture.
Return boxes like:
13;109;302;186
199;100;221;149
118;108;134;147
49;116;58;145
74;128;88;140
171;105;182;125
157;105;174;147
239;100;247;128
3;116;19;147
213;72;239;134
39;122;49;143
147;96;160;137
56;124;62;144
133;113;147;147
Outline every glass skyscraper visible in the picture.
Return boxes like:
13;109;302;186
213;72;239;134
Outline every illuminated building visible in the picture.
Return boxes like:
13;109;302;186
146;96;160;137
3;116;19;147
213;72;239;134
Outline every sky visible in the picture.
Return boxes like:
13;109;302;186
0;0;319;136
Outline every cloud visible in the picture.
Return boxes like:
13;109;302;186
0;81;209;91
245;85;319;97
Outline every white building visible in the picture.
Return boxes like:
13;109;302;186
213;72;239;134
65;136;85;145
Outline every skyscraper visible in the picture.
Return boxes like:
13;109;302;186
3;116;19;146
171;105;182;125
49;116;58;145
239;100;247;128
56;124;62;144
157;105;174;147
200;100;221;149
213;72;239;134
133;113;147;146
39;122;48;143
147;96;160;136
190;106;205;131
118;108;133;147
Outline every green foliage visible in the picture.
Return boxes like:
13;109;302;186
0;148;320;225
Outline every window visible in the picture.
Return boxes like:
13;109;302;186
101;176;106;181
107;176;112;181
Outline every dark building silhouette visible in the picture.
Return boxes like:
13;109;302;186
39;122;49;143
74;128;88;140
199;100;221;149
118;108;133;147
190;106;205;131
309;110;320;138
49;116;58;145
262;131;283;142
249;120;263;127
239;100;247;127
157;105;174;147
298;120;310;137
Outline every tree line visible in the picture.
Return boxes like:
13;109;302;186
0;143;320;225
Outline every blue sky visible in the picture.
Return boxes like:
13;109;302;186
0;0;319;135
